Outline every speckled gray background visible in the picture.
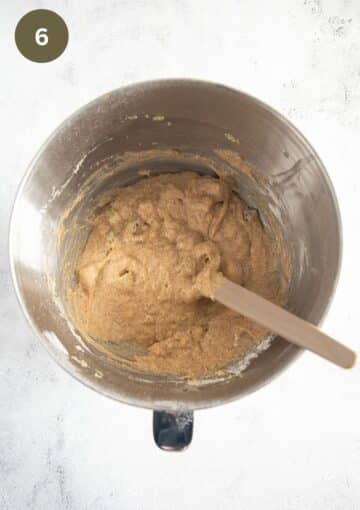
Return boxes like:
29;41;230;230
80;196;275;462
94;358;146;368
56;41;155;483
1;1;360;509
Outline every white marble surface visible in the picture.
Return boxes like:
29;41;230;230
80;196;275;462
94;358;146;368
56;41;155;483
1;1;360;508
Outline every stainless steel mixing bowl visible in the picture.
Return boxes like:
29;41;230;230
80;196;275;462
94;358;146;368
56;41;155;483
10;79;342;450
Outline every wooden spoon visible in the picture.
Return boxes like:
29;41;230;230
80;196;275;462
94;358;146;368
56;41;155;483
215;278;357;369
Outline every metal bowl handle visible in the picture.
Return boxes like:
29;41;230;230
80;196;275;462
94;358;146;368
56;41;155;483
153;410;193;451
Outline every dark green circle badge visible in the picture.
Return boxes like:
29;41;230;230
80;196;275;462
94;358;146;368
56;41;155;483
15;10;68;63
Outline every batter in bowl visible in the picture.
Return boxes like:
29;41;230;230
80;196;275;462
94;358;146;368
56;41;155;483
70;172;290;378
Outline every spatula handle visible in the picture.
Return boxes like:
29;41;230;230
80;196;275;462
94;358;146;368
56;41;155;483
215;279;356;369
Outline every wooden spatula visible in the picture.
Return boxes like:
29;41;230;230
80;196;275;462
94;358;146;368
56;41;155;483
215;278;356;369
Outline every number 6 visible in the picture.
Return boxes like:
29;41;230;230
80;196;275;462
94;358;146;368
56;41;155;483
35;27;48;46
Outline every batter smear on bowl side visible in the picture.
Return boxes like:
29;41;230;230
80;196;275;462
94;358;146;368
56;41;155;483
70;172;290;378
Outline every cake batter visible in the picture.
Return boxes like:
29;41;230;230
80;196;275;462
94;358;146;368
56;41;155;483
70;172;289;378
